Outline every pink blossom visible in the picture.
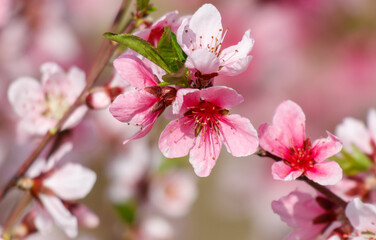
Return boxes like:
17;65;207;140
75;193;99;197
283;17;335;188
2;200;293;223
21;143;97;238
177;4;254;79
272;191;341;240
7;63;87;137
110;54;176;144
345;198;376;239
259;100;343;185
335;109;376;155
149;170;197;217
135;11;184;47
159;86;258;177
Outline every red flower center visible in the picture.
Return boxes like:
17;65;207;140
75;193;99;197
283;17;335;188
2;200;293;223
284;139;317;172
184;100;229;137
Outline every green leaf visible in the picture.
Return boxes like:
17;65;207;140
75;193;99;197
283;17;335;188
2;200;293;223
161;66;188;87
104;33;171;73
114;202;137;224
157;27;186;72
137;0;149;11
146;7;157;13
331;146;372;175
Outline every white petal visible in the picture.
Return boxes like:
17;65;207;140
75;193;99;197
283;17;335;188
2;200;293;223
45;142;73;172
44;163;96;200
185;49;220;74
39;194;78;238
40;62;64;84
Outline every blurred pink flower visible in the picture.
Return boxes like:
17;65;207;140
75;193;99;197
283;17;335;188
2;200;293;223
110;54;176;144
335;109;376;156
159;86;258;177
259;100;343;185
0;0;10;27
272;191;341;240
177;4;254;81
7;63;87;137
139;216;174;240
22;143;97;238
149;170;197;217
345;197;376;239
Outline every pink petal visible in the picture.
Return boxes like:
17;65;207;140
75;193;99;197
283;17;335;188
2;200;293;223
200;86;244;109
7;77;45;116
172;88;201;115
367;109;376;145
176;18;194;54
271;161;303;181
285;224;326;240
219;114;258;157
220;30;255;76
40;62;64;84
43;163;96;200
159;117;196;158
123;112;159;144
39;194;78;238
188;4;223;51
114;54;157;89
335;117;372;154
259;100;306;157
345;198;376;232
189;131;222;177
71;204;99;228
67;66;86;97
185;49;220;74
305;161;343;185
62;105;87;130
109;90;158;124
272;191;324;228
311;132;342;162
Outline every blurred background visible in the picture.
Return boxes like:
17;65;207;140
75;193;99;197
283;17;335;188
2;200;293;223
1;0;376;239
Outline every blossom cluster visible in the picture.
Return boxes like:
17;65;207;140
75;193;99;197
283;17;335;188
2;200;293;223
3;1;376;240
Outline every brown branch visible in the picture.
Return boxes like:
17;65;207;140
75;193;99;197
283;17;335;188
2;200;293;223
2;192;32;233
0;0;134;201
256;148;347;208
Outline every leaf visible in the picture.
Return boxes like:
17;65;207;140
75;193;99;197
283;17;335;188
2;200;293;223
104;33;171;73
137;0;149;12
157;27;186;72
331;146;372;176
161;66;188;87
114;202;137;224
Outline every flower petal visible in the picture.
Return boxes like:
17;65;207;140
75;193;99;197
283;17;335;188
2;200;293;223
259;100;306;157
367;109;376;146
345;197;376;232
335;117;372;154
172;88;200;116
114;54;157;89
220;30;254;76
43;163;96;200
312;132;342;162
71;204;99;229
109;90;158;124
271;161;303;181
189;131;222;177
7;77;45;116
39;194;78;238
305;161;343;185
62;105;87;130
45;142;73;172
185;49;220;74
123;112;159;144
271;191;325;228
188;4;222;50
159;117;196;158
219;114;258;157
200;86;244;109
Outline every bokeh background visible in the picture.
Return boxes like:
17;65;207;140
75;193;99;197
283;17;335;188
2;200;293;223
1;0;376;239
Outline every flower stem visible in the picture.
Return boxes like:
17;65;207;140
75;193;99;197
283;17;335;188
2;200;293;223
2;192;32;234
256;148;347;208
0;0;135;201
